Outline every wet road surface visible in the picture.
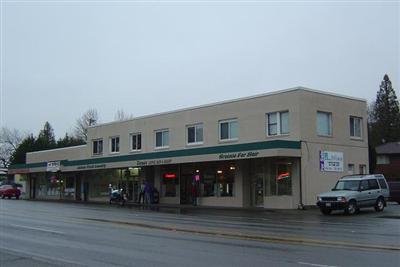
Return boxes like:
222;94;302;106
0;200;399;267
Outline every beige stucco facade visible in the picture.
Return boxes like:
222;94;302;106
12;87;369;209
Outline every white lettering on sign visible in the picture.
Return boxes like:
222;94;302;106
46;161;60;172
219;151;259;160
319;151;344;172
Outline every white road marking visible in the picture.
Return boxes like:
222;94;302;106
298;262;340;267
11;224;65;235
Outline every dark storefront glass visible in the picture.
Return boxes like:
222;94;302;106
268;160;292;196
161;165;178;197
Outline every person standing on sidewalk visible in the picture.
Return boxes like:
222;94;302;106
138;181;145;204
144;181;151;205
191;182;197;206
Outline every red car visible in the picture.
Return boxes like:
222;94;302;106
0;184;21;199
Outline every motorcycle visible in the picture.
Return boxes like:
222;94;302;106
109;188;127;206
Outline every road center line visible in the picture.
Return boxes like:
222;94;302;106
11;224;65;235
298;262;340;267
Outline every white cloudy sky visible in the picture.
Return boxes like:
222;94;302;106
1;0;399;138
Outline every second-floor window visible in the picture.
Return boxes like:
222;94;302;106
187;123;203;144
219;119;238;141
317;111;332;136
267;111;289;136
155;129;169;148
92;139;103;155
110;136;120;153
130;133;142;151
350;116;362;139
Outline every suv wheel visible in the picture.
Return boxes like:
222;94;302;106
345;200;357;215
1;194;4;199
320;208;332;215
374;197;385;212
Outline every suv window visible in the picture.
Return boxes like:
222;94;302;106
359;180;369;191
378;179;387;189
368;179;379;190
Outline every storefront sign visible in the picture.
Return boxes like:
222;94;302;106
218;151;259;160
320;151;344;172
46;161;60;172
76;163;106;170
163;173;177;179
136;158;173;167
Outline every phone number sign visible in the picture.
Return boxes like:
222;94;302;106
320;151;344;172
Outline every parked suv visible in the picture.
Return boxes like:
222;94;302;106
317;174;389;215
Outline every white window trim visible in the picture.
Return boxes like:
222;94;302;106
154;129;170;149
219;119;238;142
186;123;204;146
317;111;333;137
266;111;290;137
130;132;142;152
109;136;120;154
92;138;103;156
350;116;363;140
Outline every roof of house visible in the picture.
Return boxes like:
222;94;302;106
375;142;400;155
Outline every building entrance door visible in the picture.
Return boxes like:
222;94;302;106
251;175;264;207
180;174;192;204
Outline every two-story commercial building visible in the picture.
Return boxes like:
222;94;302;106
9;87;369;209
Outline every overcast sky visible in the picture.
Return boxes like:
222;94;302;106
1;0;399;138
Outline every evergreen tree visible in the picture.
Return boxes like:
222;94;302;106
57;133;85;148
36;122;56;150
368;74;400;171
10;134;36;164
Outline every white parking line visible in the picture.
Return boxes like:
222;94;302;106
11;224;65;235
298;262;340;267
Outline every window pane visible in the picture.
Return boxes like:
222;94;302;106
196;125;203;142
99;140;103;153
111;138;116;152
137;134;141;150
268;113;278;135
317;112;331;136
268;124;277;135
163;131;169;146
378;179;387;189
220;122;229;140
350;117;355;136
188;127;195;143
354;118;361;137
156;132;162;147
116;137;119;152
93;141;97;154
132;135;137;150
229;121;238;139
268;113;277;124
280;111;289;134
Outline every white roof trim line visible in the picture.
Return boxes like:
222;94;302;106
89;86;367;129
27;145;87;155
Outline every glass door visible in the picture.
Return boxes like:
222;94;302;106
252;174;264;207
250;158;265;207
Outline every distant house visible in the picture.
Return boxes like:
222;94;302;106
375;142;400;181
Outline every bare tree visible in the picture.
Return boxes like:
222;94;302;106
114;109;133;121
0;127;25;168
74;109;99;142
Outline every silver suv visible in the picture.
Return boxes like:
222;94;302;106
317;174;390;215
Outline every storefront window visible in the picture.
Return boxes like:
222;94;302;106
161;165;178;197
35;172;62;198
267;161;292;196
202;172;216;197
64;176;75;199
216;164;235;197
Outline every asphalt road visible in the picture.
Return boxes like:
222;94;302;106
0;200;399;267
